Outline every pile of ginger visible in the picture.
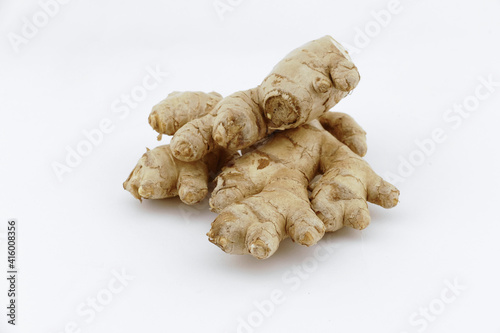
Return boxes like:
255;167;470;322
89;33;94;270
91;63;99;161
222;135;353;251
123;36;399;260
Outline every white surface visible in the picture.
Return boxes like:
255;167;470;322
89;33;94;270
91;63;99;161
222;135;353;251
1;0;500;332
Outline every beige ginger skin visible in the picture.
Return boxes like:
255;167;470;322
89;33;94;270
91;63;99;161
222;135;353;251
207;119;399;259
124;91;233;205
124;111;398;259
123;145;233;205
148;36;360;162
125;89;368;206
123;110;368;206
123;36;399;260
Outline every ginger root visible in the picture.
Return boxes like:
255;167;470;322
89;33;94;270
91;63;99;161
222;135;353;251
207;120;398;259
149;36;360;162
124;88;368;206
123;145;232;205
124;91;231;204
123;35;399;260
123;108;367;206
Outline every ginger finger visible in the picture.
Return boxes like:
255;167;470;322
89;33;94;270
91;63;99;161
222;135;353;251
149;91;222;137
319;112;367;157
311;135;399;232
123;145;232;205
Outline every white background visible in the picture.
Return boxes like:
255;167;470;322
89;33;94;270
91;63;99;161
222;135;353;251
1;0;500;332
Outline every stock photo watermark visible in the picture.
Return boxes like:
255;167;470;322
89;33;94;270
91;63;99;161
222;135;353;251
236;241;338;333
213;0;404;49
51;65;169;182
400;278;466;333
384;74;499;185
7;0;73;53
5;219;18;326
53;268;134;333
342;0;403;55
213;0;246;21
178;200;210;224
